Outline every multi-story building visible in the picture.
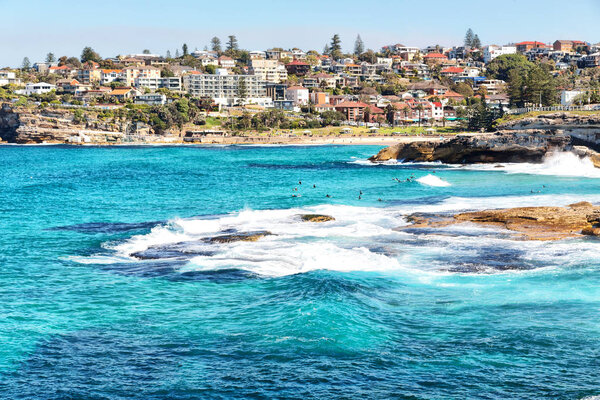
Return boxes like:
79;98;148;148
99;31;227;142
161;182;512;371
483;45;517;63
121;66;161;86
249;59;288;83
17;82;56;95
515;41;548;53
100;69;123;85
0;71;20;86
135;76;183;92
285;60;310;76
77;63;102;84
553;40;589;53
134;93;167;105
285;86;309;105
183;72;267;106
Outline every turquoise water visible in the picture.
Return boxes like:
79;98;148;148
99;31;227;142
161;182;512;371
1;145;600;399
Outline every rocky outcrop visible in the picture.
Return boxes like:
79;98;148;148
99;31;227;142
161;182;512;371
300;214;335;222
401;202;600;241
371;112;600;166
500;112;600;152
0;103;154;144
369;131;572;164
208;231;273;243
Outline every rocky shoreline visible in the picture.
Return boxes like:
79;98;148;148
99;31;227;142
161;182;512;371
370;113;600;167
401;202;600;241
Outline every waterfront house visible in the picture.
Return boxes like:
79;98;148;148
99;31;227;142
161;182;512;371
218;56;235;68
134;93;167;105
0;71;20;86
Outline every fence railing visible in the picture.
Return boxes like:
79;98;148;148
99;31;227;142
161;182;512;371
507;105;599;115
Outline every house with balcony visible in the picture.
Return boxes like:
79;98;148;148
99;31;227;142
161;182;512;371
483;45;517;63
218;56;235;68
0;71;20;86
285;60;310;76
17;82;56;95
334;101;369;122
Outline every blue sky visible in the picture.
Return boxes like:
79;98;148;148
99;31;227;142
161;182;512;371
0;0;599;67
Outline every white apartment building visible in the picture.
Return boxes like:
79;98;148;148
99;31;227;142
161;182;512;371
0;71;20;86
135;76;183;92
483;45;517;63
249;59;288;83
285;86;309;105
17;82;56;95
183;72;268;106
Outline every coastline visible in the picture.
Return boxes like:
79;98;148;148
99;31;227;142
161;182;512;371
0;135;449;146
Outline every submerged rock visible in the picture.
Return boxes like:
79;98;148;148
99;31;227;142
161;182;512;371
300;214;336;222
402;202;600;241
208;231;273;243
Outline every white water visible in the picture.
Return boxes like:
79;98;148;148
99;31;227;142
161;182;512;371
67;192;600;278
416;174;451;187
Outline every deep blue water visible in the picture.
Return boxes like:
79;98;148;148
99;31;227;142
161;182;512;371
1;144;600;399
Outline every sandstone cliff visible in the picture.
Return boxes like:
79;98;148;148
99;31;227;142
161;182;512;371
370;112;600;167
0;103;159;144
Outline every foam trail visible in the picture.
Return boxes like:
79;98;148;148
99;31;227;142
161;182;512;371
459;152;600;178
417;174;451;187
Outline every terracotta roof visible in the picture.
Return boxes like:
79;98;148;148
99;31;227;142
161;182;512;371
287;60;309;66
442;90;465;99
423;53;447;58
287;85;307;90
334;101;369;108
441;67;464;74
109;88;134;95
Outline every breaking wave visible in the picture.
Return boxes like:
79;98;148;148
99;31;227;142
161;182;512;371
69;193;600;278
416;174;451;187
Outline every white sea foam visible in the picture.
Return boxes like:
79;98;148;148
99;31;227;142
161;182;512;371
458;151;600;178
74;193;600;277
416;174;451;187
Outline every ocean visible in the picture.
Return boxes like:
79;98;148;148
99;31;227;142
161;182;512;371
1;144;600;399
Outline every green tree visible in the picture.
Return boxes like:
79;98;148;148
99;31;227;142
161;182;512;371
21;57;31;70
464;28;474;47
81;47;101;63
330;34;342;60
472;34;481;49
323;44;331;55
486;53;533;81
166;50;172;59
211;37;222;53
226;35;239;55
182;44;189;57
236;77;247;103
354;34;364;56
143;49;151;54
524;65;556;106
507;68;525;107
46;52;56;63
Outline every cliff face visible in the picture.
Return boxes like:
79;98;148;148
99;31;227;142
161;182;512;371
369;130;573;164
370;112;600;167
499;112;600;151
0;104;154;144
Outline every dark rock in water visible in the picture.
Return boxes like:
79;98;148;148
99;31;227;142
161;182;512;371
131;241;214;260
49;221;161;234
369;131;574;164
208;231;273;243
300;214;335;222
